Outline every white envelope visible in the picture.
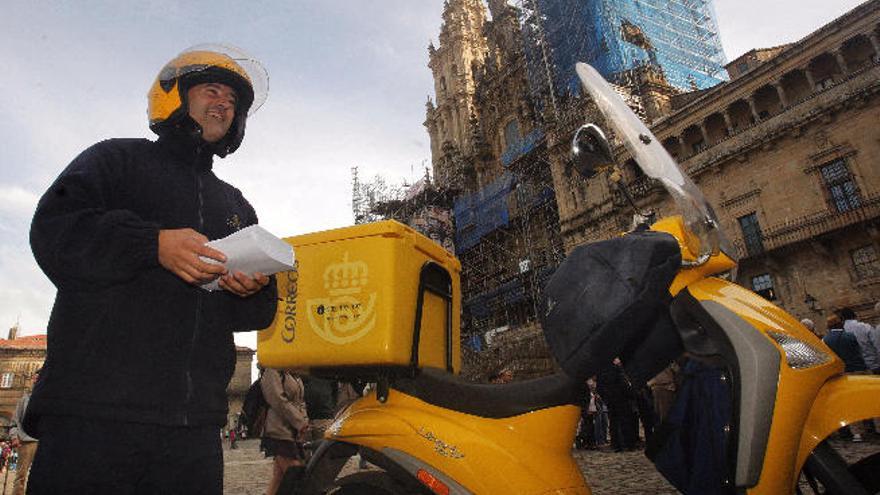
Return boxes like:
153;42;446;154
200;225;295;291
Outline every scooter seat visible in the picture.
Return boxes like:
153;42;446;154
392;368;581;419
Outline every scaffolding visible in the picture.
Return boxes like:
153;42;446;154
351;166;457;252
353;0;729;380
521;0;727;96
455;144;565;339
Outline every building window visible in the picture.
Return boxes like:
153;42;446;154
821;159;860;213
851;245;880;280
0;372;13;389
751;273;777;300
692;139;705;154
738;212;765;256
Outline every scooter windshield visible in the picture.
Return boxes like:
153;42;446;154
575;63;733;262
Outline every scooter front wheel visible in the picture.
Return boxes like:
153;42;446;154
849;452;880;494
800;443;880;494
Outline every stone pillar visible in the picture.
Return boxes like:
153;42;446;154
722;110;735;135
747;96;761;122
832;49;849;75
772;82;788;108
869;33;880;60
699;123;710;146
804;67;816;90
669;136;685;157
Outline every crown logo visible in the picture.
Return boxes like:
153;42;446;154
323;252;368;296
307;252;377;345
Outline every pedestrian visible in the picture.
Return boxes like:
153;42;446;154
229;421;238;450
575;377;599;449
648;363;678;424
872;302;880;434
302;376;339;442
597;358;639;452
26;44;278;494
636;385;657;445
593;391;609;447
841;308;879;372
823;314;869;442
9;369;39;495
261;368;309;495
0;440;10;476
800;318;818;336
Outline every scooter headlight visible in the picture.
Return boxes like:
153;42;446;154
767;331;832;370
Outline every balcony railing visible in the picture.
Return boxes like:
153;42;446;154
678;60;880;170
733;195;880;259
612;175;663;206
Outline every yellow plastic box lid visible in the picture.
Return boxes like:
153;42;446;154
258;220;461;374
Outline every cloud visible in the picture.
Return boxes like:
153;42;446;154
0;243;54;336
0;186;39;218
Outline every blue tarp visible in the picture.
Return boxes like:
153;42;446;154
502;128;545;167
463;278;525;319
454;172;515;253
463;333;484;352
532;0;727;94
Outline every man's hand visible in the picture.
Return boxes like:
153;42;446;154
219;271;270;298
10;437;20;448
158;228;228;285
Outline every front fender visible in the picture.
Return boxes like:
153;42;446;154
796;374;880;470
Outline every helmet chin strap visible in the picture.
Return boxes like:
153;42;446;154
172;115;234;157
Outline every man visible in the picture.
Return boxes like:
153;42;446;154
800;318;817;336
27;45;278;494
824;314;869;441
597;358;639;452
841;308;878;372
9;369;39;495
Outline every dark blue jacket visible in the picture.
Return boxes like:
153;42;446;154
29;134;277;428
823;329;867;372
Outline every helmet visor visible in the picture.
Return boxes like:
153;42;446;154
166;43;269;116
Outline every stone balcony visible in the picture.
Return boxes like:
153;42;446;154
681;61;880;177
733;194;880;259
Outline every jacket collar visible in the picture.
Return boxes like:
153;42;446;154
156;123;216;172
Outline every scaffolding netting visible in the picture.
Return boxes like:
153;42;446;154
519;0;727;106
453;172;516;252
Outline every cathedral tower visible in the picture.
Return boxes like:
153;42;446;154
424;0;489;190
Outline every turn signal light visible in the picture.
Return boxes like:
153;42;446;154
417;468;450;495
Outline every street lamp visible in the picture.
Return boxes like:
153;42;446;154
804;293;820;311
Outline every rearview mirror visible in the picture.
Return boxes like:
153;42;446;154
571;124;614;178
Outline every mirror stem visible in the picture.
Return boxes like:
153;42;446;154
609;167;653;225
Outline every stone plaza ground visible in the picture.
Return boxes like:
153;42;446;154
221;435;880;494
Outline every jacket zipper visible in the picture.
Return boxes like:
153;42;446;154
184;161;206;426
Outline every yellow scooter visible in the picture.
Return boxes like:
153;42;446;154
281;64;880;494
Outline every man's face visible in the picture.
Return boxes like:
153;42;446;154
187;82;237;143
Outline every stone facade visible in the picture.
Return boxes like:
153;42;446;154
554;1;880;332
425;0;880;363
0;329;46;435
424;0;564;372
225;345;255;429
425;0;489;191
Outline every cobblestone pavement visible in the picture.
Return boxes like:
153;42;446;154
223;435;880;494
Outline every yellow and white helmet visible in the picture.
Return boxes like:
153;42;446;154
147;43;268;156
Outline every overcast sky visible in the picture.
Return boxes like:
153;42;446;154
0;0;868;349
